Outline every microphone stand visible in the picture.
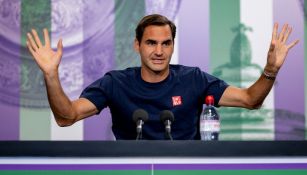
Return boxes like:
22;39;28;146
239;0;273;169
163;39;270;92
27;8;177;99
165;120;173;140
136;120;143;140
133;109;148;140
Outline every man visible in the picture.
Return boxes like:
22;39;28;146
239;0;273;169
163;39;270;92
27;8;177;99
26;14;298;140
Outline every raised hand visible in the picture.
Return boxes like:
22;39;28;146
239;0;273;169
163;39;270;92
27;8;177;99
26;28;63;76
265;23;299;75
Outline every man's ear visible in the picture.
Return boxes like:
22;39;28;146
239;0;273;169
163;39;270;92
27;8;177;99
134;38;140;53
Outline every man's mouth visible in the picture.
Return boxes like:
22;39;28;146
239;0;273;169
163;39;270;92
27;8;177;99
152;58;165;64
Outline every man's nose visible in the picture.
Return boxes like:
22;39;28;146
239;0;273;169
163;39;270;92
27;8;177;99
154;44;163;56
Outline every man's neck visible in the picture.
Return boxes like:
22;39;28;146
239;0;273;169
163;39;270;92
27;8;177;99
141;67;169;83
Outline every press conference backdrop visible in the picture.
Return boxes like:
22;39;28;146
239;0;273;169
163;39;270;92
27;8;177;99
0;0;306;141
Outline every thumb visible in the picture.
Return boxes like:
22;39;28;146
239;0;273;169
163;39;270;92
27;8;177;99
56;39;63;57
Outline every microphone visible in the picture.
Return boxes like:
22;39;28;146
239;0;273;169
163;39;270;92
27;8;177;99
132;109;149;140
160;110;174;140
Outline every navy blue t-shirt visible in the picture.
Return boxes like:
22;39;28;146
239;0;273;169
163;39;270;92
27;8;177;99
80;64;228;140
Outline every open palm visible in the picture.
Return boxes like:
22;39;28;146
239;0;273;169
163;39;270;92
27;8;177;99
26;29;63;75
266;23;299;74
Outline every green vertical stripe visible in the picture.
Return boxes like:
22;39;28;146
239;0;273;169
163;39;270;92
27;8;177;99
210;0;242;140
210;0;240;73
114;0;145;69
20;0;51;140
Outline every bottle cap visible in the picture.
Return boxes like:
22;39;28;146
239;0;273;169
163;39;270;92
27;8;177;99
205;95;214;105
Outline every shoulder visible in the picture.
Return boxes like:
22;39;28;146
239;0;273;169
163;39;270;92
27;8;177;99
106;67;140;79
170;64;205;77
87;67;139;87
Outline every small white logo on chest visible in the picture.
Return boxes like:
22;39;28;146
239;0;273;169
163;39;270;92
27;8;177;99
172;96;182;106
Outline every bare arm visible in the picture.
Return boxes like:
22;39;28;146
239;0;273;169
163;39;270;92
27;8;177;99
27;29;98;126
44;71;98;126
219;23;299;109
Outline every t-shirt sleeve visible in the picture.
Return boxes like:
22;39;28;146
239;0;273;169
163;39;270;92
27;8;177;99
195;68;229;107
79;74;113;114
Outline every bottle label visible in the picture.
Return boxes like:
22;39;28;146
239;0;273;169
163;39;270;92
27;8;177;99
200;120;220;132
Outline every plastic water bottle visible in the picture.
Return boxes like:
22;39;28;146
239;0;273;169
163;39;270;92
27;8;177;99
200;95;220;141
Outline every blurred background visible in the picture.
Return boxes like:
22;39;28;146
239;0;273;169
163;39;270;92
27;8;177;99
0;0;305;141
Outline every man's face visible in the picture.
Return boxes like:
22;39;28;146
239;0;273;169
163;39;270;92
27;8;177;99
134;25;174;74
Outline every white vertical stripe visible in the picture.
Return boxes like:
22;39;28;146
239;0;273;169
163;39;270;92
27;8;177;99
50;0;84;140
240;0;274;140
241;0;273;71
170;17;179;64
240;0;273;107
50;113;83;140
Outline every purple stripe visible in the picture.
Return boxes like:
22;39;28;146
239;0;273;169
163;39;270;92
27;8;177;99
83;1;115;140
154;163;307;170
0;2;20;140
1;163;307;170
178;0;209;71
0;104;19;140
84;109;114;140
273;0;305;140
0;164;151;170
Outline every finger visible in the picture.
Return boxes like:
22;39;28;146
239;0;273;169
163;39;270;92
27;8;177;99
277;24;288;42
31;29;43;48
43;28;51;48
27;32;38;51
272;23;278;41
282;27;292;43
26;40;38;59
287;39;299;50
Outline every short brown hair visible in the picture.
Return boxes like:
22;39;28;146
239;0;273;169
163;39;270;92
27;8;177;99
135;14;176;43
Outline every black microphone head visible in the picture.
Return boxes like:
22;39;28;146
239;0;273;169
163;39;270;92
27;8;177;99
132;109;149;122
160;110;174;122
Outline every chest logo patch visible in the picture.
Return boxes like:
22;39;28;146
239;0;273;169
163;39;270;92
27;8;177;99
172;96;182;106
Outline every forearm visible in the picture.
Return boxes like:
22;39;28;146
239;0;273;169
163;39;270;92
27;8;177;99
220;23;298;110
44;71;75;121
246;68;276;108
26;29;92;125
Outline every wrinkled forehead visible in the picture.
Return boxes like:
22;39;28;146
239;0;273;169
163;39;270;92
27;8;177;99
141;25;173;42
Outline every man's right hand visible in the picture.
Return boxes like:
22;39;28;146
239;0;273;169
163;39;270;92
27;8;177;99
26;28;98;126
26;28;63;76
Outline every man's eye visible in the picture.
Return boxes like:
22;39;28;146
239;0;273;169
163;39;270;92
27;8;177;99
146;41;156;45
163;42;171;46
